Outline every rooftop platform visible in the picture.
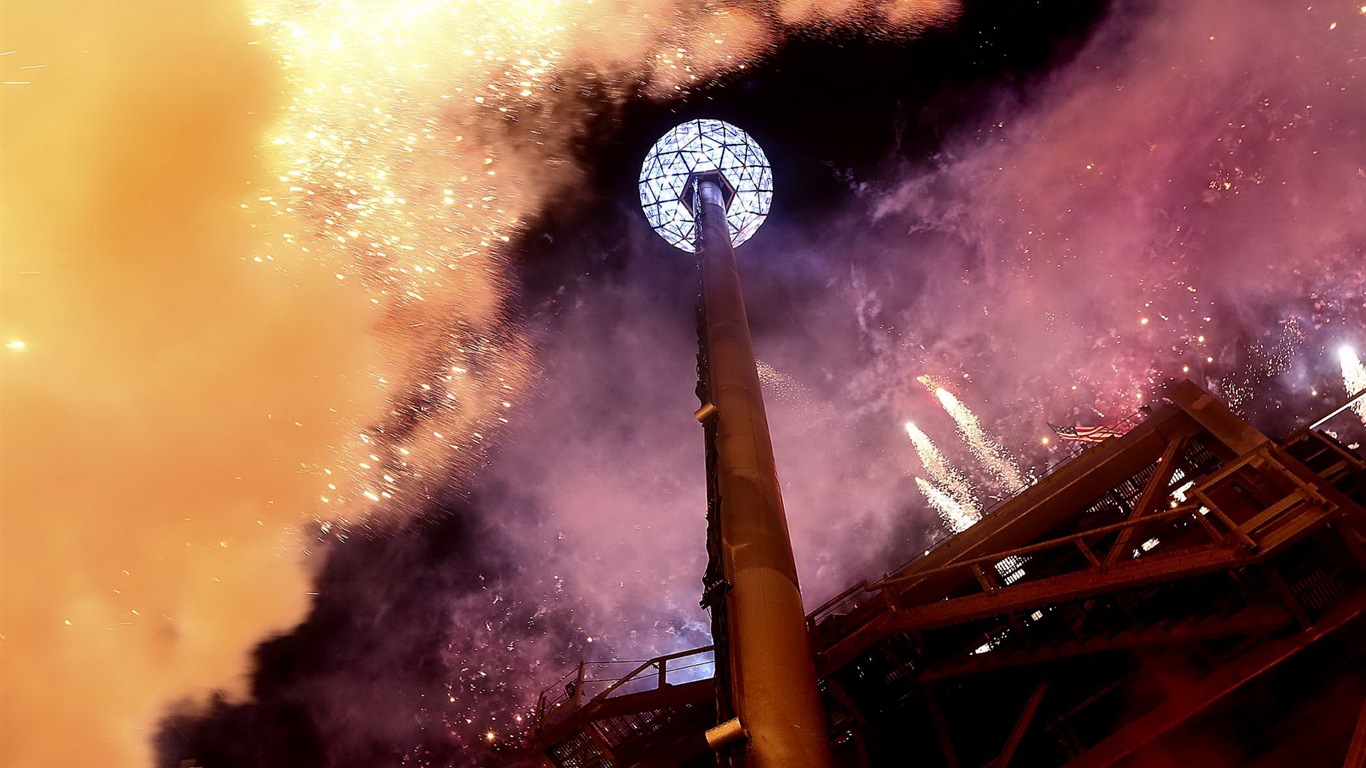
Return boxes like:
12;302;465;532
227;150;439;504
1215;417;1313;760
530;381;1366;768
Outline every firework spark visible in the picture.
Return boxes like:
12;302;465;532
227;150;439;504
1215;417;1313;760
914;477;979;533
245;0;961;527
245;0;578;523
757;359;809;404
1340;346;1366;423
904;421;978;513
208;0;967;758
931;386;1030;492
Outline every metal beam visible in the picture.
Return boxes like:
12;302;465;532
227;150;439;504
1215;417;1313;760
1169;379;1271;456
693;176;831;768
1344;694;1366;768
918;607;1292;682
1062;593;1366;768
901;545;1238;625
996;682;1049;768
1105;436;1188;565
820;546;1251;673
922;686;963;768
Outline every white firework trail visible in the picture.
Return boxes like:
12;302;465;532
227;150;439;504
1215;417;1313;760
914;477;979;533
1340;346;1366;424
904;421;979;514
932;386;1030;493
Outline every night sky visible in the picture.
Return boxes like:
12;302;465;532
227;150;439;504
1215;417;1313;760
5;0;1364;766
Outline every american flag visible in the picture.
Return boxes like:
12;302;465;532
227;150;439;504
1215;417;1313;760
1048;422;1124;443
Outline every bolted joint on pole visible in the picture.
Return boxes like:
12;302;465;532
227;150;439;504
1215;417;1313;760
706;717;747;751
694;402;719;423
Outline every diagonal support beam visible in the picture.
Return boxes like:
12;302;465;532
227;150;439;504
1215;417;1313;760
921;686;963;768
997;681;1050;768
918;607;1291;682
1063;593;1365;768
1106;436;1188;565
1345;694;1366;768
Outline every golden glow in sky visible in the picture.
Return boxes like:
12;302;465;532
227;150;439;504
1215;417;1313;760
2;1;958;765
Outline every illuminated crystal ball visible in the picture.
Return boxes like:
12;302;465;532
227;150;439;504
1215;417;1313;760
638;119;773;253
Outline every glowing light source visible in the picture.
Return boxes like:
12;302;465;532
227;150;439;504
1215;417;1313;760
638;119;773;252
5;340;25;350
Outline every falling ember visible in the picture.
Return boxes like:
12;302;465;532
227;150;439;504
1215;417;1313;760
1339;346;1366;423
932;387;1030;492
245;0;959;524
914;477;980;533
904;421;979;514
756;360;807;404
246;0;580;520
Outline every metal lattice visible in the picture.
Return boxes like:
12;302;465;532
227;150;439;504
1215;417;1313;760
638;119;773;253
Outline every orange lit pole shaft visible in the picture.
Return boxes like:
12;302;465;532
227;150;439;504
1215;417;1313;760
694;176;833;768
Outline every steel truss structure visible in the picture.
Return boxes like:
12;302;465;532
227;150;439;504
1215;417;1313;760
530;380;1366;767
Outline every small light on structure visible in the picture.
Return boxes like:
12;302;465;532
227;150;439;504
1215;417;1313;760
1041;436;1050;445
5;340;25;350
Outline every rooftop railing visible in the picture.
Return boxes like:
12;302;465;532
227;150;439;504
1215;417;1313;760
532;645;716;735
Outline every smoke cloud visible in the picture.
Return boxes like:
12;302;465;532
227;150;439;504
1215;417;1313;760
11;0;1365;766
6;1;960;767
165;0;1365;761
475;0;1366;705
746;0;1366;593
1;2;380;767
